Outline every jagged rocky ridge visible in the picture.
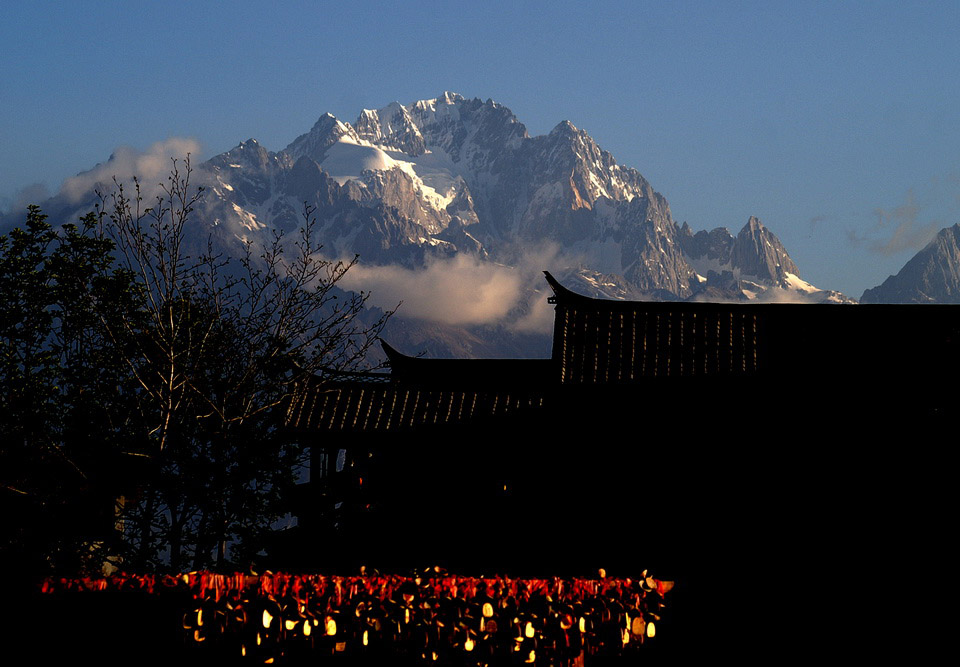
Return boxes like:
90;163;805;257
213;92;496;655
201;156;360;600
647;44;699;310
3;93;857;357
194;92;848;306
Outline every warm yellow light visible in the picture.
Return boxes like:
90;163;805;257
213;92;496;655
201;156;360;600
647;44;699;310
482;603;494;618
197;608;204;627
621;628;629;645
526;649;536;663
326;618;337;636
241;645;246;657
262;609;273;629
303;620;311;636
524;621;535;638
405;608;410;624
256;633;262;646
631;616;646;636
432;651;438;661
363;630;369;646
647;621;656;638
464;638;475;652
579;617;586;633
285;619;297;631
193;629;204;643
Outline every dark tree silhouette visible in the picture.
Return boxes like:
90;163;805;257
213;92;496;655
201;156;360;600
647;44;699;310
101;158;392;572
1;206;146;576
0;158;392;576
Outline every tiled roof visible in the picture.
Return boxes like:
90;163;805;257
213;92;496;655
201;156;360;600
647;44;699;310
285;377;546;432
544;271;960;385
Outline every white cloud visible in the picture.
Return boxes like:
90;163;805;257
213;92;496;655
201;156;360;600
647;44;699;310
60;137;202;203
339;245;565;334
342;254;522;326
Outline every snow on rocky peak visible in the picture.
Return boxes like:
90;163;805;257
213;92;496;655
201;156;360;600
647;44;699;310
283;113;361;163
191;93;850;305
679;217;850;302
355;102;425;156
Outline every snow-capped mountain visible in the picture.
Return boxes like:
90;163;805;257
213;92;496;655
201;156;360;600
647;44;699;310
197;92;843;304
2;92;854;357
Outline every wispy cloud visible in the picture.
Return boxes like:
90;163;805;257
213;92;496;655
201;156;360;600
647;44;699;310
59;138;202;203
848;189;941;255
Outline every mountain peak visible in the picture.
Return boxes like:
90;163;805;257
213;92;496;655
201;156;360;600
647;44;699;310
216;139;270;166
410;92;466;112
311;112;348;132
678;216;825;299
354;102;425;156
551;120;579;136
861;223;960;303
284;113;359;163
734;216;800;282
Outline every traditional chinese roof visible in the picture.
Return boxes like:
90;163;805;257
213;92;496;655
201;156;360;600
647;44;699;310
286;272;960;432
546;271;764;383
544;271;960;387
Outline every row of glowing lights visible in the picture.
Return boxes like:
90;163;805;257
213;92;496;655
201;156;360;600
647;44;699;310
239;601;655;662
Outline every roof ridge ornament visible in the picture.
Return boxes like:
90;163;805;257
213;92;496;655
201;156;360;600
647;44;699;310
379;339;404;365
543;271;589;305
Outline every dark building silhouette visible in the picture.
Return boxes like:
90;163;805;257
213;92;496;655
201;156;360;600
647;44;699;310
284;272;956;659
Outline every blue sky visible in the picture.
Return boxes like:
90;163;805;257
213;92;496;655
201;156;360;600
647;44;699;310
3;0;959;298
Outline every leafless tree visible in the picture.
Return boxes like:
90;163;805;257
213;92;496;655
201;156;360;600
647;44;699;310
99;157;391;570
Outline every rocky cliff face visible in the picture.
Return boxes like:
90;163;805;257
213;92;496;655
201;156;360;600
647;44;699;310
861;224;960;303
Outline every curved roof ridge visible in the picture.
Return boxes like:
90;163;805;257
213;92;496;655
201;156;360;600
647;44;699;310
543;271;594;305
